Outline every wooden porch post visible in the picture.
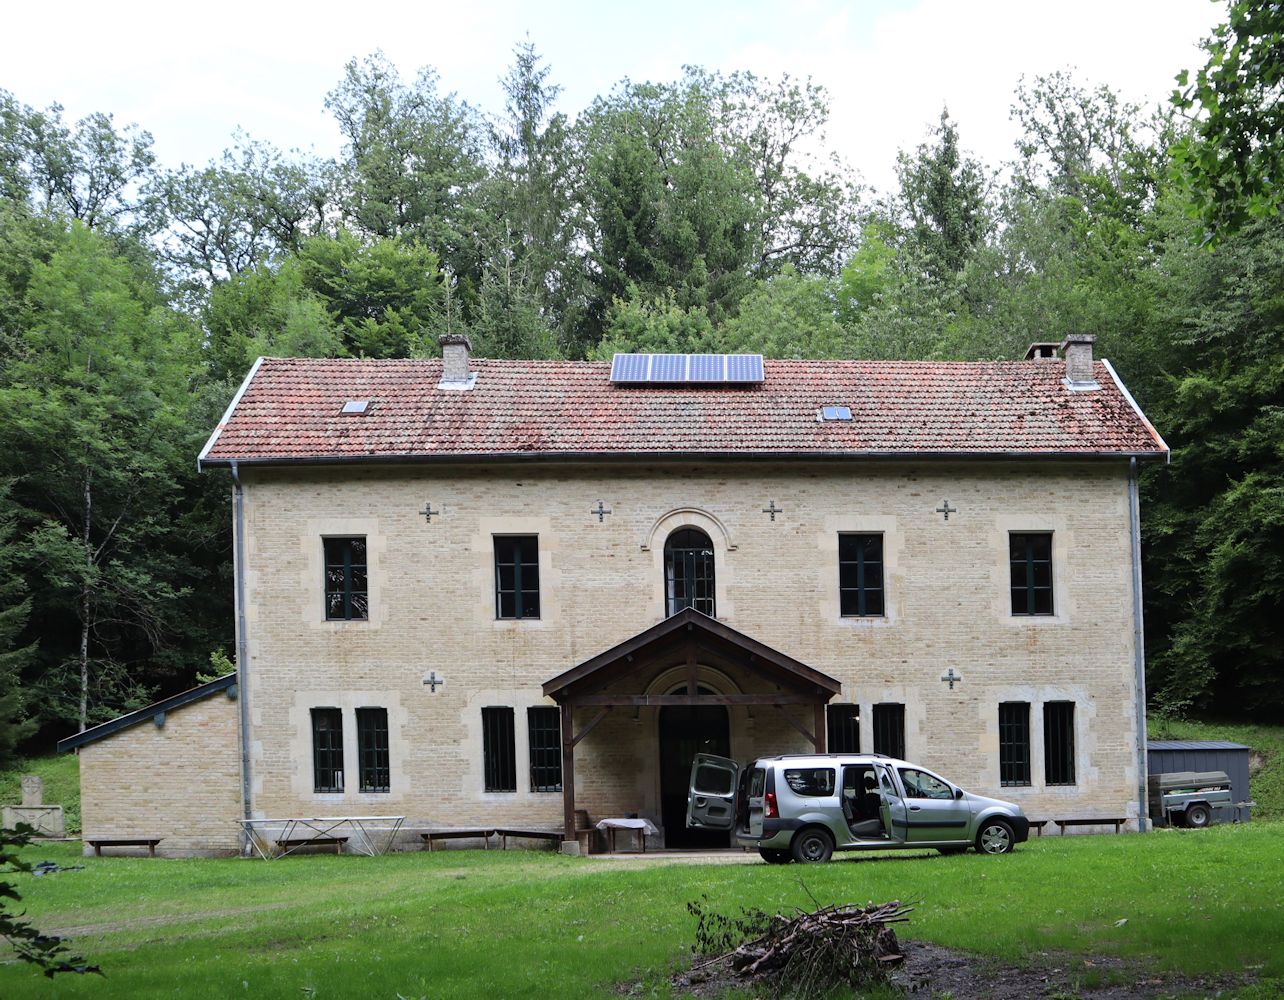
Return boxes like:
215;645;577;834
814;701;827;752
561;702;575;842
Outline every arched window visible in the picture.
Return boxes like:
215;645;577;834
665;528;715;617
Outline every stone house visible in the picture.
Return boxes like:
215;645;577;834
60;335;1168;855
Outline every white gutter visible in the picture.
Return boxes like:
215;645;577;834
198;357;265;471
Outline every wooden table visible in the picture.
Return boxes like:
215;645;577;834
594;818;658;854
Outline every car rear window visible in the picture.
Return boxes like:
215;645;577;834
783;768;835;796
749;768;766;797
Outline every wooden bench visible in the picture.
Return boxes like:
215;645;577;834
86;838;162;857
1029;820;1049;837
275;836;348;855
493;828;562;850
420;829;495;851
1054;817;1126;835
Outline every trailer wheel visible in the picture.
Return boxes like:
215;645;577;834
1185;803;1212;828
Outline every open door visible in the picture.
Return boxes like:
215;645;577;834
687;753;739;831
872;761;908;844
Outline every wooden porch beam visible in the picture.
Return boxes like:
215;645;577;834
561;702;575;842
572;706;614;747
566;693;823;707
773;704;816;746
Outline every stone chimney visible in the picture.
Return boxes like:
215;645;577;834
1060;334;1097;385
439;333;474;386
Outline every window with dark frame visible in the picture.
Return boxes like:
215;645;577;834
872;703;905;759
839;534;885;617
482;706;517;792
356;707;390;793
665;528;716;617
324;537;368;621
826;703;860;753
1044;701;1076;785
1010;532;1054;615
494;536;540;620
998;702;1031;787
527;706;562;792
311;707;344;793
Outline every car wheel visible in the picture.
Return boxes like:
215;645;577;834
1185;803;1212;828
758;848;791;864
976;819;1015;855
790;827;834;863
937;846;967;855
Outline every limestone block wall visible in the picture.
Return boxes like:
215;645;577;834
235;458;1146;836
78;691;242;856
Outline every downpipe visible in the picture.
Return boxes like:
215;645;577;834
1128;457;1149;831
231;461;254;854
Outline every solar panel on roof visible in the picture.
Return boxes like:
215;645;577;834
610;353;651;382
726;354;764;382
651;354;688;381
608;352;765;384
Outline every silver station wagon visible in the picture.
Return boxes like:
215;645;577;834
687;753;1030;863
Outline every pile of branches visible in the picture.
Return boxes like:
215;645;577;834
686;894;911;999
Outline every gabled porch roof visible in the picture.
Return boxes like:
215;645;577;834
543;609;841;842
543;607;841;707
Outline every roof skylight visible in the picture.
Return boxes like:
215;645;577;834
821;405;852;421
340;400;370;414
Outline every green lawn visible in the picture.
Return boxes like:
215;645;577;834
2;823;1282;998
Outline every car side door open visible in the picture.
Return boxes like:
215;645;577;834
687;753;739;831
871;761;908;844
898;766;972;843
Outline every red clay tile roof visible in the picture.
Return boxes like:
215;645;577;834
198;357;1169;466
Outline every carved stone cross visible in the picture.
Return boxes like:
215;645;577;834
936;499;957;521
591;500;612;522
21;775;42;807
941;668;962;691
420;502;439;523
423;671;444;693
762;500;783;522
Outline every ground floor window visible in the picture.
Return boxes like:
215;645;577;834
999;702;1031;786
357;707;390;793
826;703;860;753
1044;701;1076;785
872;703;905;759
482;706;517;792
311;708;344;792
527;706;562;792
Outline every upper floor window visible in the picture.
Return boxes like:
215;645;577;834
1010;532;1053;616
839;533;884;617
324;537;368;621
357;707;390;793
665;528;715;617
311;707;344;792
495;536;540;619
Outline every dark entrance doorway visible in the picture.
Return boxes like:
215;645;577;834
659;691;731;848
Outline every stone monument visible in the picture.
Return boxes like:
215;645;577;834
2;774;66;837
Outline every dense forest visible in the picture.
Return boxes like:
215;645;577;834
0;1;1281;757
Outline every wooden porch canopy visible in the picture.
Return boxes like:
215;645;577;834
542;607;842;841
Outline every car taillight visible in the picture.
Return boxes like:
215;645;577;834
764;792;779;819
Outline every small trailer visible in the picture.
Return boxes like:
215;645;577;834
1148;770;1233;828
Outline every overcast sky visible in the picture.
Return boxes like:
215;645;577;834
5;0;1222;195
